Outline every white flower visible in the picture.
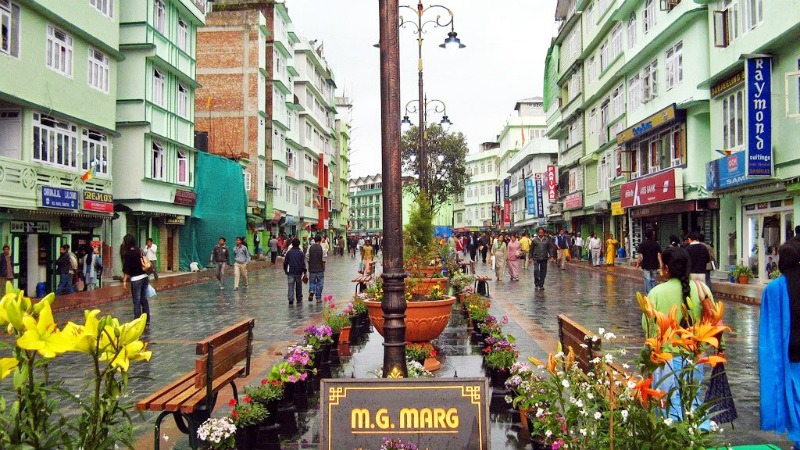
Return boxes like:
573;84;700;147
710;421;719;432
594;411;602;420
579;343;588;348
627;380;636;390
603;332;616;340
604;353;614;363
590;357;601;364
545;430;553;438
622;363;630;370
562;379;570;388
591;335;599;342
598;327;605;335
536;408;545;418
621;410;629;422
619;348;628;356
586;393;594;400
663;418;674;426
575;399;584;408
580;428;587;436
555;351;565;358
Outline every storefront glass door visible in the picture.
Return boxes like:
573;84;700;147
745;202;794;283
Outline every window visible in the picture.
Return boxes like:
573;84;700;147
90;0;113;18
610;24;622;61
1;0;20;57
154;0;166;33
88;48;109;93
665;42;683;90
0;109;21;159
628;74;641;111
569;121;580;146
721;89;744;150
585;4;595;31
153;69;165;106
627;13;637;48
589;108;597;135
610;84;624;119
177;84;188;118
480;184;486;196
643;0;656;33
487;161;493;173
151;142;165;179
722;0;741;43
599;102;609;145
177;20;188;52
742;0;763;32
175;150;188;184
243;169;252;192
32;113;78;168
599;43;608;72
587;56;596;82
82;129;108;175
313;159;319;177
598;153;611;191
46;25;73;77
642;60;657;102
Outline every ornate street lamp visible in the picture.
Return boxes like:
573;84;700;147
402;97;452;182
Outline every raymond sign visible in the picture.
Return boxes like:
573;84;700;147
746;57;772;177
547;165;557;202
320;378;490;450
620;168;683;208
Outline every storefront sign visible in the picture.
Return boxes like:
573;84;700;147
610;184;621;201
616;104;677;144
620;168;683;208
746;57;773;177
320;378;490;450
165;216;186;225
564;192;583;210
10;221;50;233
547;165;557;202
503;178;510;201
41;186;78;210
494;185;501;206
706;151;757;190
60;217;102;231
503;200;511;227
631;200;700;219
711;70;744;98
525;178;536;215
535;179;545;218
82;191;113;213
285;215;298;226
173;189;197;206
611;201;624;216
491;208;497;226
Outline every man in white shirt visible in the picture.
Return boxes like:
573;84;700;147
573;235;584;262
587;232;602;266
145;238;159;280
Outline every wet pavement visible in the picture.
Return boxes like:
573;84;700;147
6;254;791;449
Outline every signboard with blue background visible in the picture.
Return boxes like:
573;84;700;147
706;151;756;191
525;178;536;215
41;186;78;210
746;57;772;176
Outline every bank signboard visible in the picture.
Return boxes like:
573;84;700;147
620;168;683;209
746;57;773;177
320;378;490;450
535;179;545;218
525;178;536;215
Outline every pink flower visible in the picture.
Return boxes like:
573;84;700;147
300;373;308;381
288;374;298;383
552;440;564;450
261;378;268;385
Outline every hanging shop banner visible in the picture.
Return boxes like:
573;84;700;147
705;151;757;190
535;179;545;218
547;166;558;202
82;191;113;213
503;200;511;227
491;208;497;226
611;201;624;216
620;168;683;208
503;178;510;201
41;186;78;210
525;178;536;215
564;192;583;210
746;57;773;177
173;189;197;206
494;186;501;206
320;378;490;450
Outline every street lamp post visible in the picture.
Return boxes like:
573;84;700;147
401;97;452;188
399;0;464;195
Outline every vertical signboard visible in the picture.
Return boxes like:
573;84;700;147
547;165;558;202
746;57;772;176
525;178;536;215
494;185;501;207
502;178;511;227
535;179;545;218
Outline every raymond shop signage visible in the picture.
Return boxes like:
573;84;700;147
564;192;583;210
547;165;557;202
320;378;490;450
41;186;78;210
620;168;683;209
746;57;773;177
82;191;113;213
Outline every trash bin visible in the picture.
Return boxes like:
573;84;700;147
36;282;47;298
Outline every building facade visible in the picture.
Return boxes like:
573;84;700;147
333;96;353;237
0;0;121;293
114;0;206;273
349;174;383;236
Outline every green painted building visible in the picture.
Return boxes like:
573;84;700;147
0;0;121;294
113;0;206;273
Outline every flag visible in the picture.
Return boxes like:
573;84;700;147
715;149;733;156
81;164;96;182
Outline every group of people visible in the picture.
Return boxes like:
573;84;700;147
265;233;345;265
53;244;104;295
282;235;330;304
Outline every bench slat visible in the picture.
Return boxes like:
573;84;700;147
196;318;254;355
135;371;197;412
558;314;600;373
195;333;250;389
180;366;245;414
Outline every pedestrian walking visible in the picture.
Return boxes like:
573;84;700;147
588;232;602;266
529;227;556;290
83;246;102;291
283;238;306;304
145;238;158;280
210;237;231;290
668;234;681;248
55;245;74;295
491;234;508;281
605;233;618;266
0;244;14;295
759;238;800;449
320;236;330;259
507;234;522;281
573;234;584;262
307;236;325;302
360;240;374;273
120;234;150;325
268;234;279;265
519;232;531;269
555;229;569;270
685;232;710;283
645;246;715;424
699;234;716;287
233;236;251;291
480;233;489;263
636;230;662;293
253;231;261;257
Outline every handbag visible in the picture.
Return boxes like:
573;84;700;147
302;273;309;284
146;284;157;299
703;363;737;424
140;251;152;273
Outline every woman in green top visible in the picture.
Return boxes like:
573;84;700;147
644;246;712;426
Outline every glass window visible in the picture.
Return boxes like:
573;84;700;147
721;89;745;150
152;141;165;180
90;0;113;18
177;150;188;184
177;84;188;118
177;19;188;52
32;113;78;169
0;0;20;57
46;24;73;77
87;48;109;93
665;42;683;90
243;169;251;191
154;0;166;33
643;0;656;33
82;129;108;175
153;69;165;106
627;13;637;48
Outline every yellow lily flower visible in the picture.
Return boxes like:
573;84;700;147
0;357;18;379
118;314;147;346
32;293;56;316
3;290;27;332
107;339;152;372
16;301;73;358
63;309;102;354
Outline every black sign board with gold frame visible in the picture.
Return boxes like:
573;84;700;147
320;377;490;450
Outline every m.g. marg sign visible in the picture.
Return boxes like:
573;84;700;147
320;378;490;450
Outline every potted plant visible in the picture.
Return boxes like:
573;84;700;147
450;271;475;297
483;335;518;387
243;378;284;427
322;297;352;344
197;417;237;450
228;396;268;450
731;264;753;284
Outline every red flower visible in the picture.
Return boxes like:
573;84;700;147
261;378;268;385
243;396;252;404
228;398;237;407
232;409;239;419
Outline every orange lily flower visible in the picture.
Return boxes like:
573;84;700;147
634;376;666;407
702;300;725;325
637;292;655;318
698;354;727;368
547;353;557;374
687;322;731;350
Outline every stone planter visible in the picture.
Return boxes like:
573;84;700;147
365;296;456;343
235;424;259;450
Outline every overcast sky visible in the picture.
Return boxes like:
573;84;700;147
285;0;558;178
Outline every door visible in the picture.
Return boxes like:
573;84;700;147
0;109;22;159
11;234;25;293
167;227;175;272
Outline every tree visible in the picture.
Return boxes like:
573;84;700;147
401;124;470;214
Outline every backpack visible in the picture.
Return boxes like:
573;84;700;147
68;252;78;273
140;250;152;273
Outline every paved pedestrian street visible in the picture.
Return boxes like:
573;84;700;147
17;255;788;449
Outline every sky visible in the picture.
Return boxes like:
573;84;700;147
285;0;559;178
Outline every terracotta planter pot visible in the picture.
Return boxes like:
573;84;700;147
339;326;351;344
738;275;749;284
365;296;456;343
408;265;441;277
406;277;448;296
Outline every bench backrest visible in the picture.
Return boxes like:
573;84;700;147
557;314;600;373
194;318;255;391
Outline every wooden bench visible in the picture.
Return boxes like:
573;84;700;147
557;314;600;373
352;261;375;294
474;275;491;297
135;318;255;450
